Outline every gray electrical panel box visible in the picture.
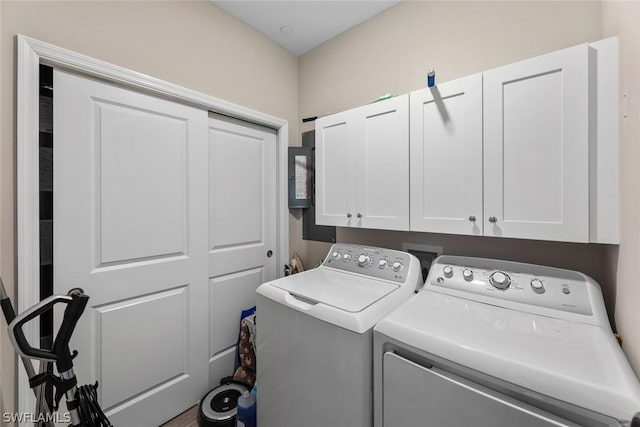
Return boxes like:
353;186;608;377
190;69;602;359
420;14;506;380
301;131;336;243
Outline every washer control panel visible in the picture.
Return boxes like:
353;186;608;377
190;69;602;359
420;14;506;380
323;244;412;283
426;256;596;317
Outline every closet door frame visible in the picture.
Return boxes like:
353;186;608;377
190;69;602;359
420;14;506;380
16;34;290;418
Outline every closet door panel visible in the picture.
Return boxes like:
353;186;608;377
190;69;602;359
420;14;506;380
54;69;209;426
207;116;278;386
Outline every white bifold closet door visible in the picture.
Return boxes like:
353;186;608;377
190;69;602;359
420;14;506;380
54;69;210;426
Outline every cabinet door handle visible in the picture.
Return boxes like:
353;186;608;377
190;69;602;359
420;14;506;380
489;216;497;223
347;213;352;218
357;213;363;218
468;216;476;222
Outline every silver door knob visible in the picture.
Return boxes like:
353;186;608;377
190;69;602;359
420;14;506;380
468;216;476;222
489;216;497;223
347;213;352;218
357;213;362;218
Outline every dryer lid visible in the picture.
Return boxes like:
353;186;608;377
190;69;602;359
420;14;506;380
272;268;399;313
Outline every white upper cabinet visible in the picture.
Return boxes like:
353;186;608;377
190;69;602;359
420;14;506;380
356;96;410;230
410;73;483;235
316;95;409;230
483;44;590;242
316;109;357;227
317;38;618;244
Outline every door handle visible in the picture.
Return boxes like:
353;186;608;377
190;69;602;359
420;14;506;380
267;250;273;258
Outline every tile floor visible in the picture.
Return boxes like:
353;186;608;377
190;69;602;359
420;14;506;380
160;405;198;427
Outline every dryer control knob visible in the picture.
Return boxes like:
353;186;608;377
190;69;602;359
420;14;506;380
463;269;474;281
392;262;403;272
443;266;453;278
530;279;545;294
343;254;352;261
358;254;371;266
378;259;388;269
490;271;511;290
332;251;340;260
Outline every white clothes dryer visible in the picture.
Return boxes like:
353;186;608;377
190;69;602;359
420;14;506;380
256;244;422;427
374;255;640;427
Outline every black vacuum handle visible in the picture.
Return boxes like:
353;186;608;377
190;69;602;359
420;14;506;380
9;294;73;361
53;290;89;372
9;290;88;366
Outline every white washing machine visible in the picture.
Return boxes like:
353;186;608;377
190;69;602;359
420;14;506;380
374;255;640;427
256;243;422;427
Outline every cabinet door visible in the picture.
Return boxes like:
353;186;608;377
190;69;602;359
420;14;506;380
316;110;357;226
483;45;589;242
410;74;483;235
355;94;409;230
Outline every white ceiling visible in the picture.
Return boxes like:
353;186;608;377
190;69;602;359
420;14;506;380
213;1;401;56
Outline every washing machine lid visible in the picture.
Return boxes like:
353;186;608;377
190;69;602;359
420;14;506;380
271;268;399;313
374;290;640;422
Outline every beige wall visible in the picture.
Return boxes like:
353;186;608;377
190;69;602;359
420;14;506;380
601;0;640;375
0;0;298;420
300;1;602;119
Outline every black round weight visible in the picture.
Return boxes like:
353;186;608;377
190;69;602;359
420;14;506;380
198;382;249;427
